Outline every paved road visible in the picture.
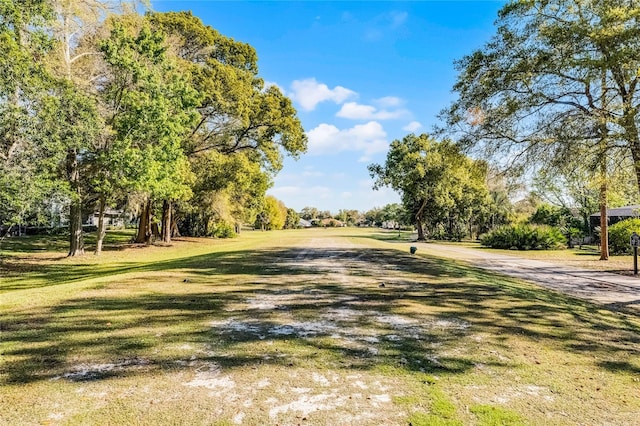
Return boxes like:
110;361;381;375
414;243;640;313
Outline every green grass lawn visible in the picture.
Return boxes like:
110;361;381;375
1;228;639;425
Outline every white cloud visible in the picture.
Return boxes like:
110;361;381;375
402;121;423;132
341;192;353;199
289;78;357;111
336;102;409;120
307;121;388;157
336;103;377;119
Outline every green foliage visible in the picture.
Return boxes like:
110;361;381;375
0;0;54;228
529;204;584;231
255;195;287;230
147;11;305;235
480;224;567;250
532;160;639;236
184;150;269;235
284;208;300;229
150;11;307;172
211;222;236;239
483;172;519;231
444;0;640;198
369;134;490;240
470;405;524;426
100;17;200;203
0;5;306;250
528;204;586;247
608;219;640;255
299;206;319;221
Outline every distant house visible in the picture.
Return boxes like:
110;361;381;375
299;218;312;228
382;220;399;229
85;208;126;228
589;205;640;229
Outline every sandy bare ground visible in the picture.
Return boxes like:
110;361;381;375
34;237;439;425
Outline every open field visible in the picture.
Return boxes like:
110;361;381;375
1;228;639;425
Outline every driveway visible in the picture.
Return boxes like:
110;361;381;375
411;242;640;313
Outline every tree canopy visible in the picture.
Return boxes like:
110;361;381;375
444;0;640;188
369;133;490;240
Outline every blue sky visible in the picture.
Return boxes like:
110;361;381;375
153;1;506;213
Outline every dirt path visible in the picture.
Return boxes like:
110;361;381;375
416;242;640;312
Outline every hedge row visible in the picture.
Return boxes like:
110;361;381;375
480;224;567;250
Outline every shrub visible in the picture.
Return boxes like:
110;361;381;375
212;222;236;239
608;218;640;255
480;224;566;250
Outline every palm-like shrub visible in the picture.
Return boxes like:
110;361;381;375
480;224;567;250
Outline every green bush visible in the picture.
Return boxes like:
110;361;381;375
608;218;640;255
480;224;566;250
212;222;236;239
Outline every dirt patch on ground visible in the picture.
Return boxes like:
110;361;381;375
10;232;639;425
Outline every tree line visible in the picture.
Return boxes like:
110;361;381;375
0;1;306;255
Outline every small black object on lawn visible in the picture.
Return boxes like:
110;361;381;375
410;246;417;254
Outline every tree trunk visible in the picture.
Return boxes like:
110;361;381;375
135;200;152;244
599;163;609;260
161;199;172;243
171;215;181;238
68;200;84;256
599;70;609;261
67;149;84;257
95;194;107;255
416;217;425;241
415;199;427;241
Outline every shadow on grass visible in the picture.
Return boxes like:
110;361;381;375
2;242;640;386
0;230;135;253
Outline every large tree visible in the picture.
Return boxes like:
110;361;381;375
445;0;640;169
443;0;640;257
148;11;307;238
99;16;201;244
369;134;490;241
